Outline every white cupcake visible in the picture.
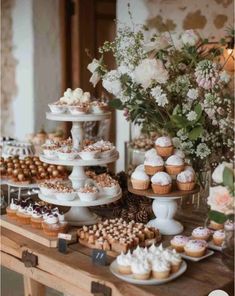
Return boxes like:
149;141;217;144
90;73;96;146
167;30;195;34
162;249;182;273
131;258;151;280
152;257;171;279
117;251;132;274
151;172;172;194
176;170;195;191
155;136;173;157
135;164;145;172
173;149;185;159
145;148;157;159
144;155;164;175
131;170;150;190
78;185;99;202
57;146;78;161
165;155;184;175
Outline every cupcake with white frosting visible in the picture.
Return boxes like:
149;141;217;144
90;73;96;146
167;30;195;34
42;213;68;237
31;206;43;229
151;172;172;194
176;169;195;191
170;235;190;252
145;148;157;159
131;258;151;280
192;227;211;241
152;257;171;279
131;170;150;190
135;164;145;172
173;149;185;159
184;239;207;257
155;136;173;157
165;155;184;175
162;249;182;273
144;155;164;175
6;199;19;219
213;230;225;246
117;251;132;274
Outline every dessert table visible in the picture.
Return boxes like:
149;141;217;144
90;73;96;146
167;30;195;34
1;213;233;296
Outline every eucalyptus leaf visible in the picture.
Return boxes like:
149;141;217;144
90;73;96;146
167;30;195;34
188;126;203;140
208;210;228;224
108;99;123;110
194;103;202;121
170;115;188;128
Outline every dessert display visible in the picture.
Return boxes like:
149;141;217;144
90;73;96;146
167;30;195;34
131;170;150;190
55;184;77;201
209;220;224;230
224;220;235;231
6;199;20;219
184;239;207;257
48;87;109;115
115;244;184;280
144;155;164;175
78;185;99;201
0;155;68;185
212;230;225;246
77;218;161;255
165;155;184;175
176;169;195;191
1;141;34;158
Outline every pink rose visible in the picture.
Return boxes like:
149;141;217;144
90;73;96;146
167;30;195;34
207;186;234;214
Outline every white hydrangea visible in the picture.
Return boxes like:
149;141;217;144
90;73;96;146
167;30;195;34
181;30;199;46
151;86;168;107
102;70;122;96
219;70;230;84
187;88;198;101
196;143;211;159
133;58;168;89
186;111;197;121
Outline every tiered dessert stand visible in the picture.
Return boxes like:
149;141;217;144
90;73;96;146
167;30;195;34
39;111;122;225
128;182;199;235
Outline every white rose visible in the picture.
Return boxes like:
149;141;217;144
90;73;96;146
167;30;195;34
144;34;170;53
87;59;100;73
102;70;122;96
212;162;233;184
133;58;168;89
89;72;100;87
181;30;199;46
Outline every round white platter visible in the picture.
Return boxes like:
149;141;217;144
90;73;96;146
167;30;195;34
46;111;111;122
110;260;187;285
39;151;119;167
38;189;122;207
7;180;38;189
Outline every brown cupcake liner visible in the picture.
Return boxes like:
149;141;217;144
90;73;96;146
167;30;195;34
16;213;31;225
155;145;173;157
151;183;172;194
177;181;195;191
184;248;206;257
131;178;150;190
165;165;184;175
144;165;164;175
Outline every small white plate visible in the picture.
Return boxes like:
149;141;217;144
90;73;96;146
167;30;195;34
179;249;214;262
208;241;222;252
110;260;187;285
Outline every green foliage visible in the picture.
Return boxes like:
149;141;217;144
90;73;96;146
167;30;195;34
208;210;228;224
188;125;203;140
223;167;234;193
108;99;123;110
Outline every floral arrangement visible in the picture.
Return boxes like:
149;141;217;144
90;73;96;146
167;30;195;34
87;22;234;170
208;162;234;223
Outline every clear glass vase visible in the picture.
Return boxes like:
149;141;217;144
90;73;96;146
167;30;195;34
222;227;234;270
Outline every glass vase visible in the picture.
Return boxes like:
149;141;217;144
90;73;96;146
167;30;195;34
222;227;234;270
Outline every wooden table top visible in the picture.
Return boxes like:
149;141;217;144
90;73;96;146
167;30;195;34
1;218;234;296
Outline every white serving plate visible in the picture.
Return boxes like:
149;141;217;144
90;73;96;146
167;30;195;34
208;240;223;252
179;249;214;262
110;260;187;285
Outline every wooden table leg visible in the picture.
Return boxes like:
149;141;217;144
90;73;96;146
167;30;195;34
23;276;45;296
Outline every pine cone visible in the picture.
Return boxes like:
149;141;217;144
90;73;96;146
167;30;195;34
140;201;153;217
120;208;129;221
127;212;136;222
112;206;122;218
135;209;149;224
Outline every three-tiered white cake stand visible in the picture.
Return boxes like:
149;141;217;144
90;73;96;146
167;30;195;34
39;111;122;225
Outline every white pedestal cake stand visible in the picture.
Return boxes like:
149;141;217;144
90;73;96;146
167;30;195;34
38;111;121;225
128;182;199;235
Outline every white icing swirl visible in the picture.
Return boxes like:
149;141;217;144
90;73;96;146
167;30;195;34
177;170;195;183
213;230;225;239
145;148;157;159
131;259;151;274
131;170;149;181
185;239;207;250
152;258;171;272
173;149;185;159
135;164;145;172
155;136;172;147
117;251;132;266
10;199;19;210
166;155;184;166
45;214;59;224
192;227;210;237
144;155;164;166
151;172;172;185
